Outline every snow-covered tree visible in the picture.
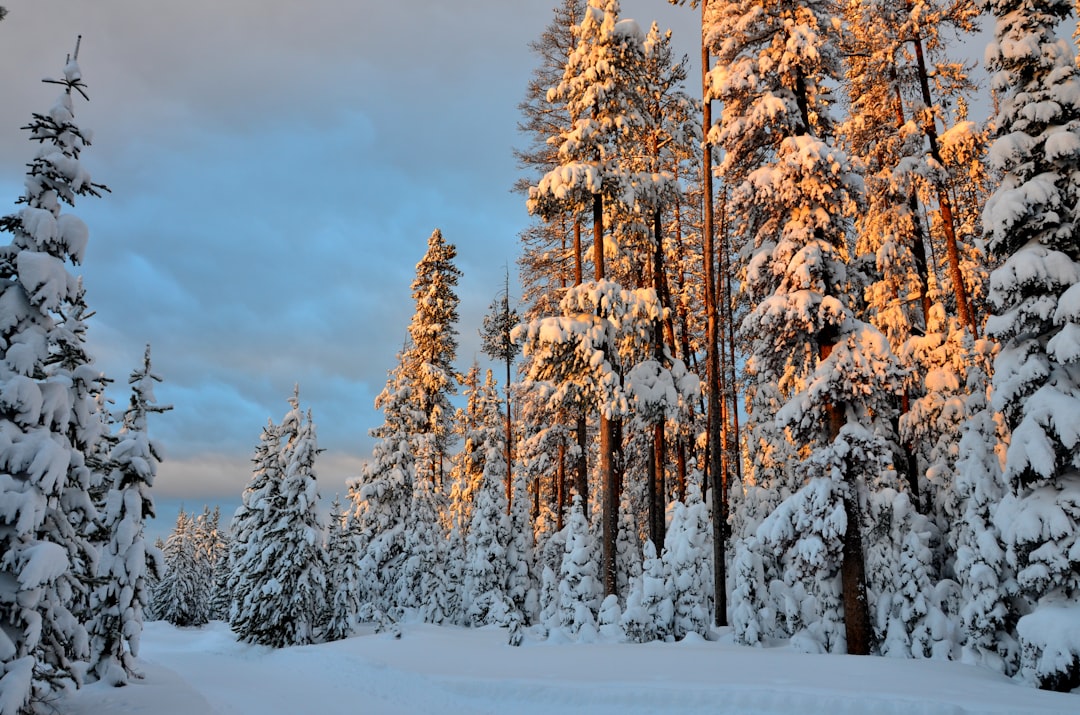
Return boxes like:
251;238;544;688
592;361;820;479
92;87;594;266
663;487;712;640
480;275;521;510
403;229;462;485
231;392;327;648
352;354;416;619
507;467;537;624
709;0;906;653
191;506;223;622
557;496;602;637
88;346;169;685
322;496;360;642
154;510;205;628
0;48;111;713
527;0;651;598
982;0;1080;690
952;356;1018;673
516;0;588;317
620;539;673;643
227;419;281;628
208;537;232;623
464;443;514;627
517;281;667;596
448;365;502;538
398;472;454;625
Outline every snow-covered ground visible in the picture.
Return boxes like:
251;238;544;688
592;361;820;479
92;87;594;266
61;621;1077;714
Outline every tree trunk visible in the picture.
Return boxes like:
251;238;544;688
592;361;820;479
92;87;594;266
821;339;872;655
912;33;977;336
575;416;588;517
649;207;669;552
594;191;620;598
556;439;566;532
701;6;727;628
505;357;513;514
840;481;872;655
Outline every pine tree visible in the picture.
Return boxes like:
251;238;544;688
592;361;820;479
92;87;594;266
528;0;651;598
398;473;454;624
620;539;672;643
708;0;905;653
154;510;205;628
516;0;588;313
557;496;602;637
88;346;170;685
226;419;282;627
982;0;1080;690
349;356;415;621
232;394;327;648
464;442;514;627
322;496;360;642
663;486;712;640
480;275;521;510
403;229;461;485
0;46;111;714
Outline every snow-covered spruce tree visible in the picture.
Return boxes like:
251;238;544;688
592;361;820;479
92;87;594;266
403;228;461;485
464;442;514;627
232;394;327;648
863;488;959;660
538;564;561;633
480;275;521;510
207;537;232;623
507;467;537;624
952;356;1017;673
0;48;111;714
708;0;905;653
448;364;502;540
620;538;673;643
226;419;281;629
154;509;205;628
557;495;603;639
614;483;643;603
982;0;1080;691
322;496;361;642
350;231;461;621
204;505;232;622
88;346;170;686
349;354;415;622
398;471;454;625
663;485;712;640
191;506;222;623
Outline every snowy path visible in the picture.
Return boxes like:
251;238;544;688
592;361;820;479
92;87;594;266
61;621;1078;715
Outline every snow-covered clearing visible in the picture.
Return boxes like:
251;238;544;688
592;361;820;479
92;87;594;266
61;621;1077;715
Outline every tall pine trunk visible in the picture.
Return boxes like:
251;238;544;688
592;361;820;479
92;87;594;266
701;4;728;627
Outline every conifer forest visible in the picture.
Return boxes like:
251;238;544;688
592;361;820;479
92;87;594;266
3;0;1080;712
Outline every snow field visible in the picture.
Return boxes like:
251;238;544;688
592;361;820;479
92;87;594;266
61;621;1079;715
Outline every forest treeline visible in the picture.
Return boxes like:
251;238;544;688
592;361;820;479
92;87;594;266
3;0;1080;711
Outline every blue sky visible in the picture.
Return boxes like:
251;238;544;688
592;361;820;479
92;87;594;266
0;1;698;533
